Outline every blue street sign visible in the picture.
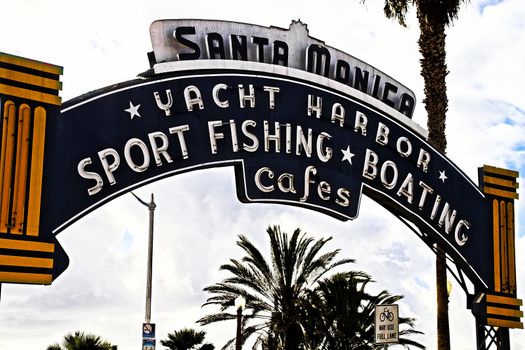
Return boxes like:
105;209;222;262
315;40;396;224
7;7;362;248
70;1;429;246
143;337;155;350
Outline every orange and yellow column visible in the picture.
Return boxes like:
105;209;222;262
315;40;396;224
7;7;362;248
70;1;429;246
479;165;523;329
0;52;62;284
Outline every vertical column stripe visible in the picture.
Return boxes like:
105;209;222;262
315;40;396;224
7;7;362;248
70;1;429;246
26;106;46;236
500;201;508;293
507;202;516;294
0;101;11;233
11;104;31;234
0;101;17;232
493;199;501;292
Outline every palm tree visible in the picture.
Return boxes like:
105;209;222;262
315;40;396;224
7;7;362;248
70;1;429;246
370;0;468;150
357;1;469;348
198;225;353;349
160;328;214;350
46;331;117;350
303;272;425;349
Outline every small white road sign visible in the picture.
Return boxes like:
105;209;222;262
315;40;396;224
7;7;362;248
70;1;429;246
375;304;399;344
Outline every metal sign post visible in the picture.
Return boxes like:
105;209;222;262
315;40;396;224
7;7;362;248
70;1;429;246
132;192;156;349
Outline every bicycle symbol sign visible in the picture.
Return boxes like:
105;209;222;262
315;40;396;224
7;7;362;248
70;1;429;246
375;304;399;344
379;307;395;322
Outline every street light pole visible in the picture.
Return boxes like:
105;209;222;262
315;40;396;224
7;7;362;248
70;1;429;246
235;296;246;350
131;192;156;324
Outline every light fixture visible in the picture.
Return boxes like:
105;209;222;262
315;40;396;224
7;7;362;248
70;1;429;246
447;280;453;297
235;295;246;311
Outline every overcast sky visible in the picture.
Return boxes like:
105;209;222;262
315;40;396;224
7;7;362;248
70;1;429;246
1;0;524;349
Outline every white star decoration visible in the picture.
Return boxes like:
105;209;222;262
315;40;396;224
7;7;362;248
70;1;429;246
341;146;355;165
439;170;448;183
125;101;141;119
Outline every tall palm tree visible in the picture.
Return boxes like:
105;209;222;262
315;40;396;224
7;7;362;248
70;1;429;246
357;1;469;348
160;328;214;350
198;225;353;350
46;331;117;350
376;0;468;150
303;272;425;349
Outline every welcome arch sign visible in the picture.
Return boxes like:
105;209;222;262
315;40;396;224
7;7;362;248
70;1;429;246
0;19;522;348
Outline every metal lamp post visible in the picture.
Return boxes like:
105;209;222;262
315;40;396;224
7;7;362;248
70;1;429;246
131;192;156;324
235;295;246;350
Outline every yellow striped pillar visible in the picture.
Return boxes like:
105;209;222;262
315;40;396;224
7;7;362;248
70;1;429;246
0;52;62;285
478;165;523;329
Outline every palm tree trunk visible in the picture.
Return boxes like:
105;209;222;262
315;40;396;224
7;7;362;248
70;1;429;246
285;323;303;350
436;251;450;349
417;12;448;151
416;5;451;350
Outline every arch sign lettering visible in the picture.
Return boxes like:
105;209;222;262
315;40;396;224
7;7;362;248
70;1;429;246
0;19;522;346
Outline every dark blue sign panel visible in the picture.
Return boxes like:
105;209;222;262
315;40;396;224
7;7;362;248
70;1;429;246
41;64;489;288
143;323;155;338
142;337;155;350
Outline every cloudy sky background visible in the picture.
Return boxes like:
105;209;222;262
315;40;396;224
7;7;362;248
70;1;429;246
1;0;524;349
